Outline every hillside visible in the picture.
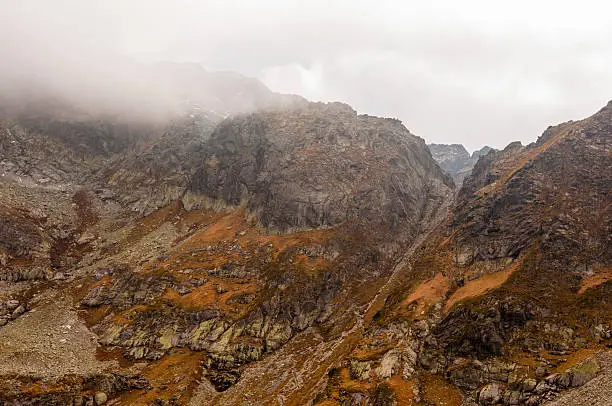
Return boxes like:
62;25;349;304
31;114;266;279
0;66;610;404
0;95;456;404
314;102;611;405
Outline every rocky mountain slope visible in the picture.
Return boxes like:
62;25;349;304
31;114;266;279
189;103;452;236
0;73;610;406
428;144;492;185
0;90;454;405
314;101;611;405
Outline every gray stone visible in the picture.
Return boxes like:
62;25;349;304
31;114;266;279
569;357;600;387
11;304;26;319
520;378;537;392
503;390;521;405
94;392;107;405
6;299;20;310
479;382;504;404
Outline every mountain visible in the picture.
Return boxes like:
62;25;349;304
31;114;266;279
314;101;611;405
0;85;454;404
188;103;452;235
429;143;493;185
0;72;610;405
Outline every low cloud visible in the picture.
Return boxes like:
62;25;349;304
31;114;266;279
1;1;611;149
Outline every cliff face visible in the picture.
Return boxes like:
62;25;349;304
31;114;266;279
456;103;611;268
190;103;453;236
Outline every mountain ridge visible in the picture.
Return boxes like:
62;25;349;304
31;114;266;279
0;75;610;405
428;143;493;185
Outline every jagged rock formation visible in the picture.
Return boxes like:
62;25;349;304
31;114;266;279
429;143;492;184
1;67;610;405
0;88;455;404
190;103;453;235
315;102;611;405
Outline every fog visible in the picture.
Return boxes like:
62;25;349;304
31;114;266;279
1;1;612;150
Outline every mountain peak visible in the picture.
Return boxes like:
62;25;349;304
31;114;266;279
428;143;494;185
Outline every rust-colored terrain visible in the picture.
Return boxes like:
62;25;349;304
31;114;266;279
0;93;610;406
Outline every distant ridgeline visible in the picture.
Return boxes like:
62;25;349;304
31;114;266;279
428;143;492;185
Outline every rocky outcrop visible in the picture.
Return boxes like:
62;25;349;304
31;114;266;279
67;101;455;396
428;143;492;184
313;101;611;406
454;103;611;270
190;102;453;235
0;372;149;405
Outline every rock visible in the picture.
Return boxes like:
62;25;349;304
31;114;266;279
449;360;487;390
11;304;26;319
557;372;572;388
524;396;541;406
569;357;600;387
455;245;475;267
376;349;401;378
479;382;504;404
534;380;555;395
428;144;493;184
502;390;521;405
77;232;97;245
94;392;107;405
189;102;453;233
535;365;548;378
348;392;367;405
592;324;611;341
521;378;537;392
6;299;20;310
349;359;371;381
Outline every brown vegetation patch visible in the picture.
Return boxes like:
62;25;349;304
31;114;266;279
11;376;82;398
148;209;333;286
79;305;111;328
95;347;134;368
163;284;218;311
337;367;374;393
420;373;463;406
444;261;519;312
352;337;393;362
388;375;416;405
579;266;612;294
314;399;341;406
400;272;450;318
553;347;599;373
162;278;258;317
476;121;580;197
116;349;203;405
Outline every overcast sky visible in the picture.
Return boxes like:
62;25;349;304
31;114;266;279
1;1;611;151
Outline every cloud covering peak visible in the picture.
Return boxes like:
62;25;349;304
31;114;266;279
1;1;611;149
